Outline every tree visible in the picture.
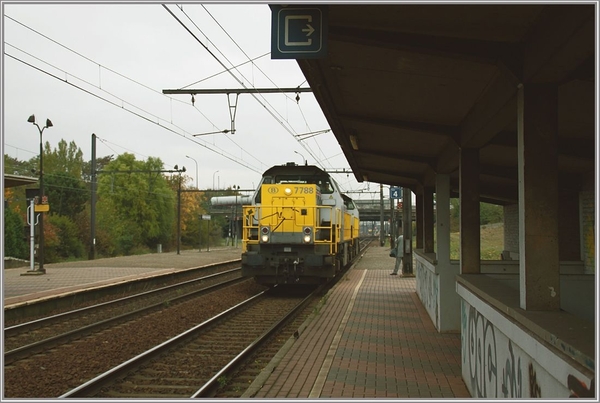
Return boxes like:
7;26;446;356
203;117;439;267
96;153;176;254
43;139;84;178
44;172;88;220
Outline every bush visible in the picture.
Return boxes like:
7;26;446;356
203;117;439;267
4;207;27;259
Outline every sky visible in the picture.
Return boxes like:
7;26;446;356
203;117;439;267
2;2;383;199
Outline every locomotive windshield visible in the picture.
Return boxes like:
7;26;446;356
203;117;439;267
273;175;334;194
254;169;336;204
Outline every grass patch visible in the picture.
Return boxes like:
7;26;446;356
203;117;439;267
450;223;503;260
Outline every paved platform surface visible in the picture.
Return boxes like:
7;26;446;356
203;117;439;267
3;248;241;307
2;245;470;398
245;245;470;398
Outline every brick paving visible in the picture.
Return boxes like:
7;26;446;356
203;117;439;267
248;246;470;398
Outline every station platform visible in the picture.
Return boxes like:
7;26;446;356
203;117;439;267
3;247;242;307
245;245;470;398
2;245;470;398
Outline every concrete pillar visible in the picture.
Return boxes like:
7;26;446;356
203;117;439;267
517;83;560;311
436;174;461;331
415;191;423;250
402;188;413;275
423;186;434;253
459;148;480;274
436;175;451;265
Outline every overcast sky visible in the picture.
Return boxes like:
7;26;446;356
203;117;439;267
2;2;383;198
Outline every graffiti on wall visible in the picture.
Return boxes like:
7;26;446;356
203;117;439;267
416;260;438;327
462;299;594;398
500;340;523;398
465;304;501;397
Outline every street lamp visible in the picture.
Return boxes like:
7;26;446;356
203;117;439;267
185;155;198;189
294;151;307;165
27;114;52;273
213;170;219;189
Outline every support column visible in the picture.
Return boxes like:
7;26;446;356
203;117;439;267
518;83;560;311
402;188;413;275
415;190;423;250
436;175;451;265
459;148;480;274
423;186;434;254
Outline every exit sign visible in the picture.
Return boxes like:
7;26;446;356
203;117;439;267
271;5;327;59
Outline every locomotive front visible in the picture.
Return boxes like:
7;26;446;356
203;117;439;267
241;164;342;285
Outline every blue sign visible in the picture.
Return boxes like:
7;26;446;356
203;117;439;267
271;5;327;59
390;187;402;199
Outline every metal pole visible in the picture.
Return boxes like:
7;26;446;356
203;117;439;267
379;184;384;246
38;129;45;271
213;170;219;189
177;177;181;255
234;189;238;248
390;197;395;249
28;115;51;272
185;155;198;188
90;134;97;260
28;199;35;271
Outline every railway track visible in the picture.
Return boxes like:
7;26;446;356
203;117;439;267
4;239;374;398
4;259;242;324
60;287;314;398
4;267;243;364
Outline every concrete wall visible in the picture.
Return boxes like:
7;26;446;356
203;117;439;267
415;254;461;332
458;287;594;398
418;257;594;335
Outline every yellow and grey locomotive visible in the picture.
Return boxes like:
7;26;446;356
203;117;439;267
241;163;360;285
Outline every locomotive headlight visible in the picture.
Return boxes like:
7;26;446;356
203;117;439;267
303;227;312;243
260;226;270;243
284;187;292;195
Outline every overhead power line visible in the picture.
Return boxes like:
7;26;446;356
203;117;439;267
4;52;263;174
162;5;328;171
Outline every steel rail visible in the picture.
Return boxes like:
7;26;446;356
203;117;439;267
192;286;317;397
5;269;243;364
59;290;268;398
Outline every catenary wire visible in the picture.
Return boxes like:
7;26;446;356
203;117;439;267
5;51;263;174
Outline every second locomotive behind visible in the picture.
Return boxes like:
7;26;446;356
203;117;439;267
241;162;360;285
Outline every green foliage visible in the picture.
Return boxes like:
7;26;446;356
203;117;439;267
5;141;228;262
480;202;503;225
4;154;36;177
3;206;28;259
45;214;85;262
44;172;88;219
449;199;503;231
96;153;176;254
43;139;84;178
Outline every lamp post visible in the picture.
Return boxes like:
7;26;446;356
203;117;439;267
27;114;52;273
212;170;219;189
294;151;307;165
185;155;198;189
233;185;240;248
